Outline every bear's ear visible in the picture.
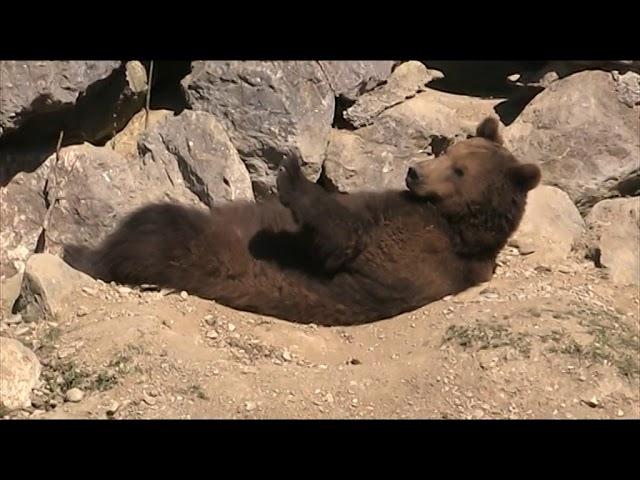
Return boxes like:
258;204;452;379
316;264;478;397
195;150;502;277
476;117;503;145
508;163;541;191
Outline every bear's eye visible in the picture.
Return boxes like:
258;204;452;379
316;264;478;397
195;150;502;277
453;167;465;177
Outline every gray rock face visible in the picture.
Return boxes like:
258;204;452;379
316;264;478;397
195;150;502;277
0;337;41;411
182;61;335;198
0;61;121;137
509;186;585;263
585;198;640;286
504;71;640;212
139;110;254;206
14;253;95;322
318;61;396;101
323;88;500;192
344;61;444;128
0;142;202;276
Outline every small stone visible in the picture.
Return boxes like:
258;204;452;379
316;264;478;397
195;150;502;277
106;401;120;417
204;314;215;325
282;349;292;362
227;323;236;332
15;326;30;336
180;291;188;300
65;388;84;402
5;313;23;324
582;396;600;408
324;393;334;403
117;286;132;295
245;401;257;411
76;306;89;317
348;358;362;365
617;409;624;417
410;323;416;328
82;287;98;296
206;330;219;339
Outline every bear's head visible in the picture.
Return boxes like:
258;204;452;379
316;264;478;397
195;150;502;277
405;117;541;256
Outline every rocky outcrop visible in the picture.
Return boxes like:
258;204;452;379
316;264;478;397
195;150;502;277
181;61;335;198
584;198;640;286
139;110;254;206
504;71;640;212
0;337;41;411
510;186;585;263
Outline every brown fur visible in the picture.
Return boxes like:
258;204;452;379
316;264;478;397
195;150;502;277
63;117;541;326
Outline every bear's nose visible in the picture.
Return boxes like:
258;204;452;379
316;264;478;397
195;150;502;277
407;167;419;181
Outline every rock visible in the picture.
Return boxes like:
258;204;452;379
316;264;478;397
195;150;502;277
5;313;23;325
65;388;84;403
510;186;585;263
0;61;149;183
106;108;172;161
0;61;120;137
323;89;500;192
1;142;202;273
344;61;444;127
0;337;41;411
13;253;96;322
244;401;257;411
206;330;219;339
182;61;335;198
1;272;23;315
139;110;254;206
584;198;640;285
612;71;640;108
318;61;396;101
504;71;640;212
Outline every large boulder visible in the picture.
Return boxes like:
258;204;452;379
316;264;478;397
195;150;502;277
509;186;585;263
323;88;500;192
0;143;201;276
0;61;149;184
13;253;95;323
0;61;120;137
343;61;444;128
139;110;254;206
584;198;640;286
0;337;41;412
181;61;335;198
318;61;396;101
504;71;640;212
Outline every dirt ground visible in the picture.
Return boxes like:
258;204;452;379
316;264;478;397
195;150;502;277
2;245;638;420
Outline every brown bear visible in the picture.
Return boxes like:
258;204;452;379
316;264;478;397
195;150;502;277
63;117;541;326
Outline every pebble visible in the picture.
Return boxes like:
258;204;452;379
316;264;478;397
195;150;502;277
227;323;236;332
282;349;292;362
180;291;188;300
582;396;600;408
106;401;120;417
617;409;624;417
206;330;219;339
204;314;215;326
118;286;132;295
245;401;257;411
76;306;89;317
5;313;23;324
15;326;30;336
65;388;84;402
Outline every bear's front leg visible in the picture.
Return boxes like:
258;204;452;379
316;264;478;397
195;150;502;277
276;156;371;273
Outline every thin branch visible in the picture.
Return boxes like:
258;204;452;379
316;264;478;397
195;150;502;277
35;131;77;254
145;60;154;130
